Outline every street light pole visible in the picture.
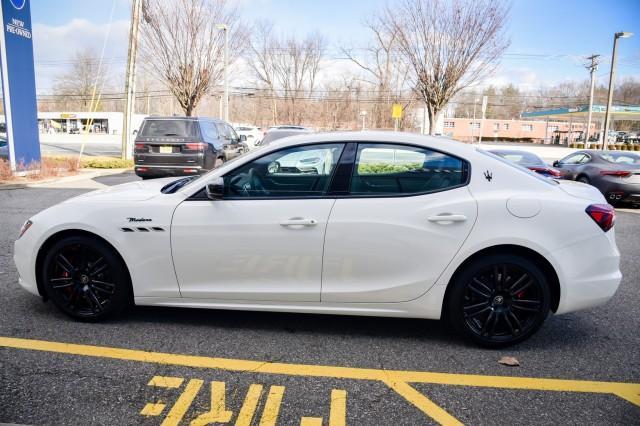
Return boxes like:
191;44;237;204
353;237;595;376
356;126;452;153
584;54;599;148
216;24;229;123
602;31;633;150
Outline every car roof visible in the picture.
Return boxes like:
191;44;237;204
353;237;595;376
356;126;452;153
263;130;475;156
144;116;224;123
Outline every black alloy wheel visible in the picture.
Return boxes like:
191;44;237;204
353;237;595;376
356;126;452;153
447;254;550;347
41;236;130;321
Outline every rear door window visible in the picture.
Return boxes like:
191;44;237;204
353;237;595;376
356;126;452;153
350;143;467;196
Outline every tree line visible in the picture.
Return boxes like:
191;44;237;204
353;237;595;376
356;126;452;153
39;0;639;133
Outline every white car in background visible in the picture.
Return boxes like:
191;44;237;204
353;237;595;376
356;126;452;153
233;125;263;149
14;131;621;347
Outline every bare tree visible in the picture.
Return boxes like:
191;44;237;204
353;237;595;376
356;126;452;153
139;0;244;116
52;48;112;111
248;23;325;125
342;16;412;128
385;0;510;134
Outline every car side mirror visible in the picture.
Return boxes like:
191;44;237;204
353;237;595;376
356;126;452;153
205;177;224;200
552;161;560;167
240;134;247;142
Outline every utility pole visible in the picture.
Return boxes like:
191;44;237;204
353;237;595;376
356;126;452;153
121;0;142;160
584;54;600;148
216;24;229;122
602;31;633;150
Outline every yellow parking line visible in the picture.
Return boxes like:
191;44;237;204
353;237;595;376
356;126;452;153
162;379;203;426
236;383;264;426
259;385;285;426
384;379;462;426
329;389;347;426
1;335;639;424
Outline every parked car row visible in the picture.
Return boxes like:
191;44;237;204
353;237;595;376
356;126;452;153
553;150;640;205
488;147;640;206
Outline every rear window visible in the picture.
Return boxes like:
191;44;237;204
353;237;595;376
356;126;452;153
261;131;307;146
478;148;557;185
138;119;200;138
490;151;543;166
600;152;640;165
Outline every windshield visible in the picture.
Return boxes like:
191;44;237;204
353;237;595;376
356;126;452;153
478;148;558;185
600;152;640;165
138;119;200;138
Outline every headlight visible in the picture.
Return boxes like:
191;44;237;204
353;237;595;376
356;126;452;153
18;220;32;239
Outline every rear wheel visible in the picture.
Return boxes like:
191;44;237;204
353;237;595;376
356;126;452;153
446;254;550;348
41;236;130;321
577;175;590;184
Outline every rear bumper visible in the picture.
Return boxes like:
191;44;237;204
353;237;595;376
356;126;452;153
553;230;621;315
134;164;205;178
596;180;640;204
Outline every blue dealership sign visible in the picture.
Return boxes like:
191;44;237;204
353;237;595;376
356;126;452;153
0;0;40;171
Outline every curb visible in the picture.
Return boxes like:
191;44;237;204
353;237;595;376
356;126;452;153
0;168;133;190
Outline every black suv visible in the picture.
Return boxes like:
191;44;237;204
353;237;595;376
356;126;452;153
133;116;247;179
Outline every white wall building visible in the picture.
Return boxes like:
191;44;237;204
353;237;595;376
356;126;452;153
37;112;147;135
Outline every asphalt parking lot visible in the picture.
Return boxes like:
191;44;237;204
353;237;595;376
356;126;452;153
1;172;639;425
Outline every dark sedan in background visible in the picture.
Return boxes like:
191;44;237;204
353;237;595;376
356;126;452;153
553;150;640;205
488;149;562;178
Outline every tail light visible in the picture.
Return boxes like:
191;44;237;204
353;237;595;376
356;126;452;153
134;143;149;153
530;166;562;177
585;204;615;232
183;142;206;152
600;170;631;177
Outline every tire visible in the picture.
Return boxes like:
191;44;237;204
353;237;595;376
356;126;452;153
446;254;550;348
40;235;131;321
577;175;590;184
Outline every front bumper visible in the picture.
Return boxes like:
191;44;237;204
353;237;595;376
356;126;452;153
14;232;40;297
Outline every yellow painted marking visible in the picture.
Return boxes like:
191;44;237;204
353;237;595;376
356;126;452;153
384;379;462;426
300;417;323;426
329;389;347;426
191;381;233;425
259;385;286;426
149;376;184;388
140;402;166;416
235;384;264;426
1;335;639;425
162;379;203;426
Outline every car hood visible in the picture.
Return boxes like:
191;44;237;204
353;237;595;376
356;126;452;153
556;180;606;203
64;177;178;203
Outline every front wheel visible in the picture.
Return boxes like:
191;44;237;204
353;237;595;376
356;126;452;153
41;235;131;321
446;254;550;348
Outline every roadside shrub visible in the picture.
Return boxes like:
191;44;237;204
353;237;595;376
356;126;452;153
81;157;134;169
357;162;421;175
0;159;11;180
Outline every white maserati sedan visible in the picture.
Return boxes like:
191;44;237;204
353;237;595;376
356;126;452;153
14;131;621;347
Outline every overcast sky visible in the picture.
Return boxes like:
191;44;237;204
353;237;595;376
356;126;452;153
30;0;640;94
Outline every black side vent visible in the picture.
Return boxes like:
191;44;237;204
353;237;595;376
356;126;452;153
121;227;166;233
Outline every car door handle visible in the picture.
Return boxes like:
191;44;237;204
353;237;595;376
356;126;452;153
280;218;318;227
428;214;467;223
